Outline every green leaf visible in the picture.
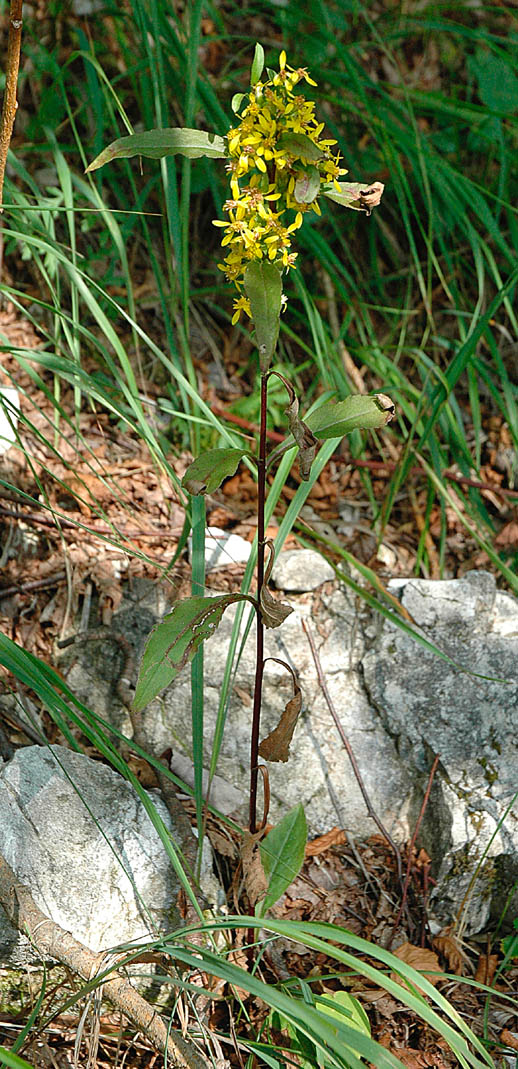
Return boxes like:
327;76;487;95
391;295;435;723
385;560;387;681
469;48;518;115
314;990;371;1065
86;128;226;172
294;165;321;204
0;1049;35;1069
276;132;324;162
258;803;307;916
243;261;283;371
305;394;394;440
231;93;246;115
133;594;250;711
251;43;265;85
181;448;250;495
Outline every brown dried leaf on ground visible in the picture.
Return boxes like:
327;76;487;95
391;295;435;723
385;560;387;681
391;942;444;990
380;1043;448;1069
474;952;498;986
305;826;347;856
433;926;469;976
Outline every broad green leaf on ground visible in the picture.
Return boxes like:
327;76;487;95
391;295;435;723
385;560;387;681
305;394;394;440
258;803;307;916
314;990;371;1065
244;261;283;370
133;594;253;711
182;448;250;495
322;180;384;212
87;128;226;172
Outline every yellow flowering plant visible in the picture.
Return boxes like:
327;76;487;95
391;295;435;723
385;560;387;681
88;42;391;842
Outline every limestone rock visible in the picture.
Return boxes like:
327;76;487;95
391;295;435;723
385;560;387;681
0;745;182;965
362;571;518;933
271;549;335;592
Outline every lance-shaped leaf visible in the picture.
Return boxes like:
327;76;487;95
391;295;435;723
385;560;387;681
259;659;302;763
273;370;318;480
276;132;324;162
260;541;293;629
294;165;321;205
244;261;282;371
250;42;265;85
322;180;385;214
258;804;307;916
182;448;251;496
87;128;226;173
305;393;394;440
133;593;253;710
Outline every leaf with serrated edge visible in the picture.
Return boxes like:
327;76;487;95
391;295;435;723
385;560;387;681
182;448;249;496
87;128;226;172
305;394;394;440
133;594;252;710
258;804;307;916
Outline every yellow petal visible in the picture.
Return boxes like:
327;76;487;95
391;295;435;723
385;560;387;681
279;50;287;71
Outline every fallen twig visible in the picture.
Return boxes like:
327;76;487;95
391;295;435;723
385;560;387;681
0;852;206;1068
302;618;403;883
388;753;440;947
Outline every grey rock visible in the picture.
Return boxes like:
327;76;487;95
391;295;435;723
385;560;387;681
189;527;251;570
0;745;182;965
362;571;518;933
140;584;413;839
271;549;335;592
56;569;518;934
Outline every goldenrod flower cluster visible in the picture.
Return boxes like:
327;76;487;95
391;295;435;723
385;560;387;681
213;51;346;324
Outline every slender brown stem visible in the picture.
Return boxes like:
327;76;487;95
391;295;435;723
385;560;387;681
302;617;403;883
388;753;440;946
249;371;268;833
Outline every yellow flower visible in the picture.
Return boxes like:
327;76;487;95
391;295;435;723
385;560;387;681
232;296;252;324
215;49;346;293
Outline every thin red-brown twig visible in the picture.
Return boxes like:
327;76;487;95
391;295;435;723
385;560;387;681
388;753;440;946
302;618;403;883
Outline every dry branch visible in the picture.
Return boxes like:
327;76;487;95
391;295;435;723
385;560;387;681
0;0;23;209
0;852;206;1069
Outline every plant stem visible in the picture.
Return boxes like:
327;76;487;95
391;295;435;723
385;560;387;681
249;370;268;833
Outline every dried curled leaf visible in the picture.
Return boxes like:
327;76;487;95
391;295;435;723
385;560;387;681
390;942;444;994
322;179;385;215
281;376;319;481
259;659;302;763
241;830;268;909
259;541;293;629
